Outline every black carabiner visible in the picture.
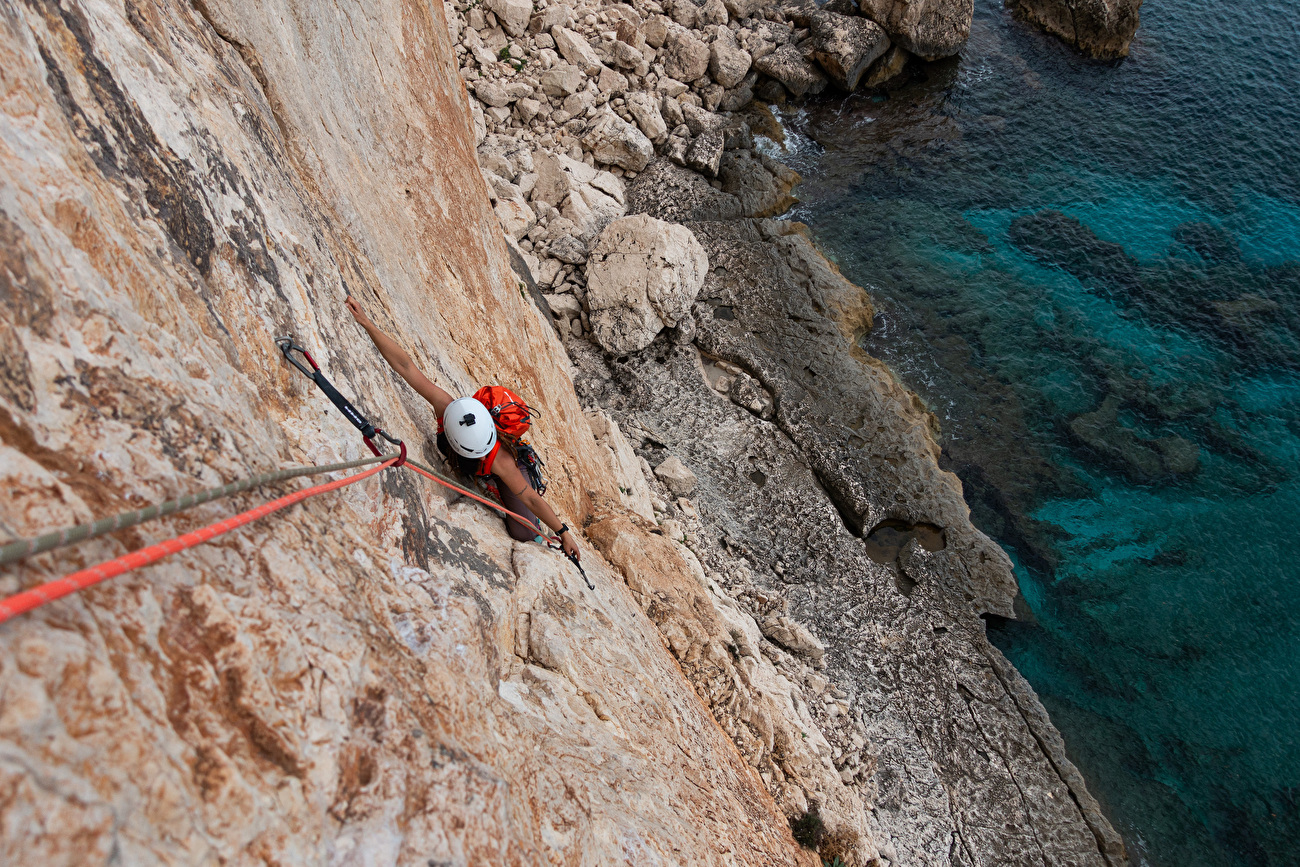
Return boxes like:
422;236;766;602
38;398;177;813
274;336;318;379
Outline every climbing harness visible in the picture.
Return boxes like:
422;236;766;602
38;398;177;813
0;336;591;623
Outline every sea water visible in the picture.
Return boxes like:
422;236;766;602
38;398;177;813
779;1;1300;863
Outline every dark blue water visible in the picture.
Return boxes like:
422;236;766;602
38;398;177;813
775;2;1300;864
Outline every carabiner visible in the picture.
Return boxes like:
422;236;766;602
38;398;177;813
275;336;319;379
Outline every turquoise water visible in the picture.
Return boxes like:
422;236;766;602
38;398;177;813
780;2;1300;863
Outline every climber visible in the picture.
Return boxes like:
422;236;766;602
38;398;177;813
345;296;580;559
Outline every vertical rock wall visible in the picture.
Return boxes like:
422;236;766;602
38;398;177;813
0;1;818;862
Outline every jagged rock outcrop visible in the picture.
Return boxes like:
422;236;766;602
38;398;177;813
1008;0;1143;59
0;0;837;863
856;0;974;59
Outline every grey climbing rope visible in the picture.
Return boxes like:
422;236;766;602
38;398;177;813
0;454;388;567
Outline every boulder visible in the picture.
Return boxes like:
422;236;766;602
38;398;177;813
585;214;709;352
757;615;826;666
484;0;532;37
563;184;626;240
581;109;655;171
686;130;724;177
724;0;759;16
1007;0;1142;59
752;45;827;97
644;14;673;48
661;29;711;83
544;292;584;318
709;31;753;89
611;40;646;71
530;5;574;33
700;0;730;26
549;234;589;264
533;152;596;206
807;11;890;91
598;66;630;94
862;44;909;88
682;103;725;136
553;26;604;74
540;63;586;96
627;91;669;142
591;170;626;204
654;456;698;496
474;81;515;107
667;0;701;28
516;97;543;123
469;99;487;144
856;0;972;60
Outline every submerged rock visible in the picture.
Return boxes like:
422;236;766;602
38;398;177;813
1007;0;1142;59
1069;395;1201;481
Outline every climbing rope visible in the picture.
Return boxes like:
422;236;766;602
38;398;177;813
0;455;401;625
0;455;388;568
404;459;558;544
403;460;592;590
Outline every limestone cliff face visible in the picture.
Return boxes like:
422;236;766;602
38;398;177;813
0;1;820;862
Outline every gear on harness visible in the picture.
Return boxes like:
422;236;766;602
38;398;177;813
276;336;404;460
514;441;548;496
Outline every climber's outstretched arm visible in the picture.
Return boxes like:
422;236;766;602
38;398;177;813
346;296;453;417
494;458;580;558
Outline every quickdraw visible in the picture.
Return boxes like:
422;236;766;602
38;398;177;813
276;336;405;460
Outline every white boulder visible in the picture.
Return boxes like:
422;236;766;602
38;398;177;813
626;91;668;142
661;29;711;82
580;109;654;171
709;30;753;88
585;214;709;353
553;26;604;74
484;0;532;37
653;455;698;497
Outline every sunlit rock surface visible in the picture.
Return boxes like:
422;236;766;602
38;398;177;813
0;1;823;862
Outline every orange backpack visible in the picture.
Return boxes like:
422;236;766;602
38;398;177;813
473;385;539;444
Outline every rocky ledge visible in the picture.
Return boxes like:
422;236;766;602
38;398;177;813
453;0;1131;862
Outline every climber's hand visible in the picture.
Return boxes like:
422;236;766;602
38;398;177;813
560;529;580;559
345;295;373;329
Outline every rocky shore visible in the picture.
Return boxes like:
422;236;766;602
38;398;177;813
452;0;1128;862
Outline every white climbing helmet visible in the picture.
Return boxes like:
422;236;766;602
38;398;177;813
443;396;497;459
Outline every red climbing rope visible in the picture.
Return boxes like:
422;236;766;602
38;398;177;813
0;455;401;625
404;460;591;590
404;459;560;544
